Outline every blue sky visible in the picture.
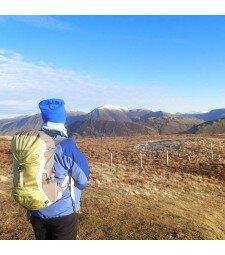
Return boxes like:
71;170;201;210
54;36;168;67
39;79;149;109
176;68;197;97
0;16;225;118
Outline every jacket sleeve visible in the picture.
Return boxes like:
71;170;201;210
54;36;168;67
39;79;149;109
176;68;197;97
60;139;90;190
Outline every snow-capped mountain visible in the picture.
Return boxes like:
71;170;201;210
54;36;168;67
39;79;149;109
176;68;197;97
97;105;129;111
84;105;168;122
85;105;132;122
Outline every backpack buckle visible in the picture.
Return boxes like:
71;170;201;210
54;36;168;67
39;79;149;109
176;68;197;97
18;164;24;172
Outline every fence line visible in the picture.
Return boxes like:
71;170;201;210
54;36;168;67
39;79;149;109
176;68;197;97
103;143;224;169
166;150;169;166
110;153;113;169
211;143;214;162
140;153;143;169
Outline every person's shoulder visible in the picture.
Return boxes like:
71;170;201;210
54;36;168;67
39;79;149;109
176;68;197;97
59;137;76;147
58;138;78;152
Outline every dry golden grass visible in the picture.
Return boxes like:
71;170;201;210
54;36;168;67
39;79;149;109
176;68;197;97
0;134;225;239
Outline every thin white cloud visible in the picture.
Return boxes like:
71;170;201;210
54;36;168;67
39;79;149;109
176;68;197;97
0;16;77;31
0;49;205;117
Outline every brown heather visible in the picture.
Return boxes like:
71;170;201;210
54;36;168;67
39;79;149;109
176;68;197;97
0;134;225;239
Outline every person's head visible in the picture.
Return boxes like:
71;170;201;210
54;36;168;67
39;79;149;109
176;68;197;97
39;99;67;124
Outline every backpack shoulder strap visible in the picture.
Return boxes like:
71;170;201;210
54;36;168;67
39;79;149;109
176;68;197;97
54;137;76;212
54;137;68;146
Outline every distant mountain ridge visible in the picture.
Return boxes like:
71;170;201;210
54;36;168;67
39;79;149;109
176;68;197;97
180;108;225;122
0;105;225;136
0;111;85;135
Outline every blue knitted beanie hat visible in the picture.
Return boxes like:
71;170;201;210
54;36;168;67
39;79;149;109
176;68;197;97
39;99;67;124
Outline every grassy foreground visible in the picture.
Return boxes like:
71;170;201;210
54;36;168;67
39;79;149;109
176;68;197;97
0;135;225;239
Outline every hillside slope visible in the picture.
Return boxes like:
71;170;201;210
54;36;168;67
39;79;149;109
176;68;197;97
67;119;158;137
0;114;42;135
186;118;225;135
137;116;203;135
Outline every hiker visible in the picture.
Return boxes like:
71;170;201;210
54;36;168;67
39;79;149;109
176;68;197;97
12;99;90;240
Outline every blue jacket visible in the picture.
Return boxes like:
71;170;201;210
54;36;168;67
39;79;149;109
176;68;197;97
30;135;90;219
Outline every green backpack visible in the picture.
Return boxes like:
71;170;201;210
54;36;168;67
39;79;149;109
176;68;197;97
11;130;74;210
